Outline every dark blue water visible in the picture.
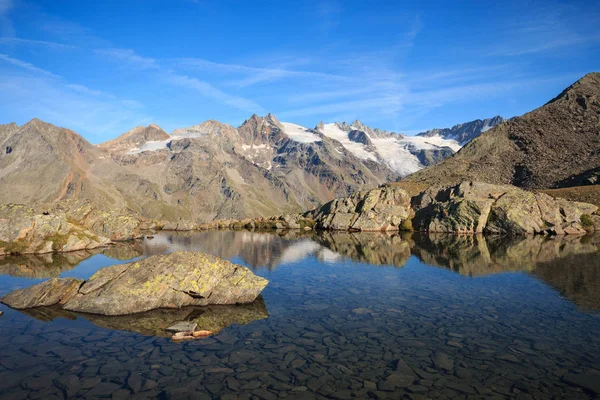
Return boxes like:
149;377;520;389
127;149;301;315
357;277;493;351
0;231;599;399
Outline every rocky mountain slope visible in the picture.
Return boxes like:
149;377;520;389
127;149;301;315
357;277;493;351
0;110;495;221
404;73;600;191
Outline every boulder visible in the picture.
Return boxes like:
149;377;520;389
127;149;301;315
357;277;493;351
1;251;268;315
309;186;412;231
1;278;83;309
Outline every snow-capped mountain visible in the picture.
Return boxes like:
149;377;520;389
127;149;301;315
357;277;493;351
0;112;502;222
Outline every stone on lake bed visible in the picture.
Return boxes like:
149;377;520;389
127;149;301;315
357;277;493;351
1;251;269;316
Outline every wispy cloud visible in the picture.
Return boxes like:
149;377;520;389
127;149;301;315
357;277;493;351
99;48;265;113
175;57;351;88
0;36;75;48
165;72;264;114
95;48;158;69
0;53;61;78
65;83;116;99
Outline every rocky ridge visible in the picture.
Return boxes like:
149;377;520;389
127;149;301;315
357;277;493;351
405;73;600;191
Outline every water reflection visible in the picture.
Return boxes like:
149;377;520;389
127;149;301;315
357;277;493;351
0;242;143;279
18;297;269;338
1;231;600;398
2;232;600;311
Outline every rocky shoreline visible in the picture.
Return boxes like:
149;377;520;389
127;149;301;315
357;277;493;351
191;181;600;236
2;181;598;256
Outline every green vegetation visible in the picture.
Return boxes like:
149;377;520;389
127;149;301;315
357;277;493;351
399;218;413;231
0;239;29;255
581;214;594;228
45;233;70;252
298;218;316;229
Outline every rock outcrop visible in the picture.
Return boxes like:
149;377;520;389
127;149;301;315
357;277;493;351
225;181;597;236
306;186;413;231
1;251;269;316
412;181;598;235
0;200;148;255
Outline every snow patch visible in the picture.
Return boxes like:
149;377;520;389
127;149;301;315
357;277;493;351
280;122;320;143
128;139;171;154
318;123;377;161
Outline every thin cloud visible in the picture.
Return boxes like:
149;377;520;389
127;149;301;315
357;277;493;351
65;83;116;99
175;57;351;88
0;53;61;78
0;37;75;48
95;48;158;70
98;48;266;113
165;72;264;114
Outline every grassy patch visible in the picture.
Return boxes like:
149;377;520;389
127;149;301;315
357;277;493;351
298;218;315;229
399;219;413;231
0;239;29;255
45;233;70;252
581;214;594;228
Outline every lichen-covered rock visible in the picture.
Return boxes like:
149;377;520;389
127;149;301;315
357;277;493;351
0;203;112;255
61;251;268;315
412;181;598;235
2;251;268;316
1;277;83;309
308;186;412;231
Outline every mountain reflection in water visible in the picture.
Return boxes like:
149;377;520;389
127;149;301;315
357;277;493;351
2;231;600;311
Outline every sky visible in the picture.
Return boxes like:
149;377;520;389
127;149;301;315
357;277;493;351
0;0;598;143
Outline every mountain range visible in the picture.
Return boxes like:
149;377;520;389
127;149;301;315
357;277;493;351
0;110;501;221
1;73;597;221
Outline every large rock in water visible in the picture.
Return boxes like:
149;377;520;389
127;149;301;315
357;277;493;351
307;186;412;231
412;181;598;235
1;251;268;315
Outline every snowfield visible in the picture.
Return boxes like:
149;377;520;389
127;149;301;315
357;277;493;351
280;122;320;143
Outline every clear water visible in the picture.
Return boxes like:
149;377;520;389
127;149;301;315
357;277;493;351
1;231;599;399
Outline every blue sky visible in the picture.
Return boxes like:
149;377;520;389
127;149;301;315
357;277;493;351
0;0;598;143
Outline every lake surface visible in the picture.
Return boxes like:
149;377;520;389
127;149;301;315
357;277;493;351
1;230;600;399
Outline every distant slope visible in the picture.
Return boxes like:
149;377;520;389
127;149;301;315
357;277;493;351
404;73;600;191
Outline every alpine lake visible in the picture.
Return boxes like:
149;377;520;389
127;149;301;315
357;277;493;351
1;230;599;399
